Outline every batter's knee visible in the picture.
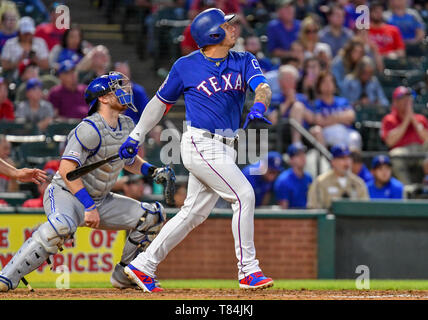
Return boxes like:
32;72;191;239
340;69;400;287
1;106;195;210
33;213;77;254
237;182;256;208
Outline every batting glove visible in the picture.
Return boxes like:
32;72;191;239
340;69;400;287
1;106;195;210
119;137;139;159
243;102;272;129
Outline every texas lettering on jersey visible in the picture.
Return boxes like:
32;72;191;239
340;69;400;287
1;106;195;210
197;73;244;96
155;50;266;133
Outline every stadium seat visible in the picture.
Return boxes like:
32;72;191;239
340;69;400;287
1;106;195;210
46;121;79;137
0;120;37;135
0;191;32;207
17;141;60;168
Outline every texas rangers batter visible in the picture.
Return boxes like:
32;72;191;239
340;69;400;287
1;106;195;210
118;8;274;292
0;72;168;292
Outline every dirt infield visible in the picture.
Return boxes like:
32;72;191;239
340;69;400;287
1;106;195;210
2;288;428;300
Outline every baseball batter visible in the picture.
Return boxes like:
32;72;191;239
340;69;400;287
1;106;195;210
118;8;274;292
0;72;168;292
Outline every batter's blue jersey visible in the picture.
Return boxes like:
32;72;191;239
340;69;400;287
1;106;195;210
156;50;266;134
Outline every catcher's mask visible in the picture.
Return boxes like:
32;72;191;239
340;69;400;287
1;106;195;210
85;71;137;115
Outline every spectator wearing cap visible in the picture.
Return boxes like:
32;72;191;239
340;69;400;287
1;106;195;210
0;9;18;54
15;78;54;132
367;155;404;199
274;143;312;209
381;86;428;184
242;151;284;207
0;77;14;121
267;64;314;143
267;0;301;59
307;144;368;209
368;1;405;59
22;169;55;208
384;0;426;44
114;61;150;124
35;2;66;51
350;150;373;183
48;60;88;120
1;16;49;73
319;4;354;57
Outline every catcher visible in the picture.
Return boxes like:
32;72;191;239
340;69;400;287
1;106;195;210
0;71;175;292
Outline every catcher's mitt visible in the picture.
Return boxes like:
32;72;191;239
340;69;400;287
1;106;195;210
152;165;176;206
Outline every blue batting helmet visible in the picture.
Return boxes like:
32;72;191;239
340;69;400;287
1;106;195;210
84;71;137;116
190;8;235;48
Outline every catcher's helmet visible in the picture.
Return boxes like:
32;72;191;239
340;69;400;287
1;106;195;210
85;71;137;116
190;8;235;48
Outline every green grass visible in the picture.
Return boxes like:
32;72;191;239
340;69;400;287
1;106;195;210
18;279;428;291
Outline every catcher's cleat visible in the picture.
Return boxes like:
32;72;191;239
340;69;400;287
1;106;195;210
124;264;164;293
239;272;274;290
0;275;11;292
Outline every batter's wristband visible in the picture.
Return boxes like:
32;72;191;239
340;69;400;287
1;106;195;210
141;162;155;176
75;188;96;211
252;102;266;114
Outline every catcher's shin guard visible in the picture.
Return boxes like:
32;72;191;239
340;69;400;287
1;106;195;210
0;213;76;291
111;202;165;289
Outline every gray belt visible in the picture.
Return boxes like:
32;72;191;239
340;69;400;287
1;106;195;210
201;131;238;146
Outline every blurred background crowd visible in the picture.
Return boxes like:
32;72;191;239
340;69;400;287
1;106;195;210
1;0;428;211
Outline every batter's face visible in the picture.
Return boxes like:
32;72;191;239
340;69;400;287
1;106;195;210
220;22;237;48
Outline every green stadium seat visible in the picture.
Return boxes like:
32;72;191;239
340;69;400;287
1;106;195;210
46;121;78;137
0;120;37;135
17;141;60;167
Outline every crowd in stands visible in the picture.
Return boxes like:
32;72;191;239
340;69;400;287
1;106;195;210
2;0;428;211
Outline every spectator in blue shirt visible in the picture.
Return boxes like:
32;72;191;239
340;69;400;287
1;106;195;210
367;155;404;199
244;35;277;73
341;56;389;107
384;0;426;44
114;61;150;124
242;151;284;207
310;71;362;150
351;150;373;183
267;64;315;143
274;143;312;209
267;0;301;58
319;4;354;57
0;9;18;54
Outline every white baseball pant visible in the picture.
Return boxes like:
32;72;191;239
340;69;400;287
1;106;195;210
130;126;261;280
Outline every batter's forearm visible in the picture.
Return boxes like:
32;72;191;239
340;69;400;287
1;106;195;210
130;96;166;143
254;83;272;110
124;156;148;175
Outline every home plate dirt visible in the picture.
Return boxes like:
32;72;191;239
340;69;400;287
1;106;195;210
2;289;428;300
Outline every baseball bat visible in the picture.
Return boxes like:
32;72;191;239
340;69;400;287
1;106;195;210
66;148;134;181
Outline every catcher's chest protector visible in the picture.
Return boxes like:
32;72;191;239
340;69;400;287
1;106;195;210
81;113;135;200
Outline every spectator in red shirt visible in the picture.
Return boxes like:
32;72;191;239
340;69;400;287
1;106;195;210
381;86;428;183
180;0;216;56
48;59;88;120
0;77;14;120
368;1;405;59
34;2;66;51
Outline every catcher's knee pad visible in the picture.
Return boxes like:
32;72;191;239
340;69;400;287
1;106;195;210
0;213;76;291
119;202;166;264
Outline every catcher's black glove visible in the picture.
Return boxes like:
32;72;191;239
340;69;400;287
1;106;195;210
152;165;176;206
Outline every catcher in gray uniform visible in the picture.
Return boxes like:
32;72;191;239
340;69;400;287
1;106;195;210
0;71;173;292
